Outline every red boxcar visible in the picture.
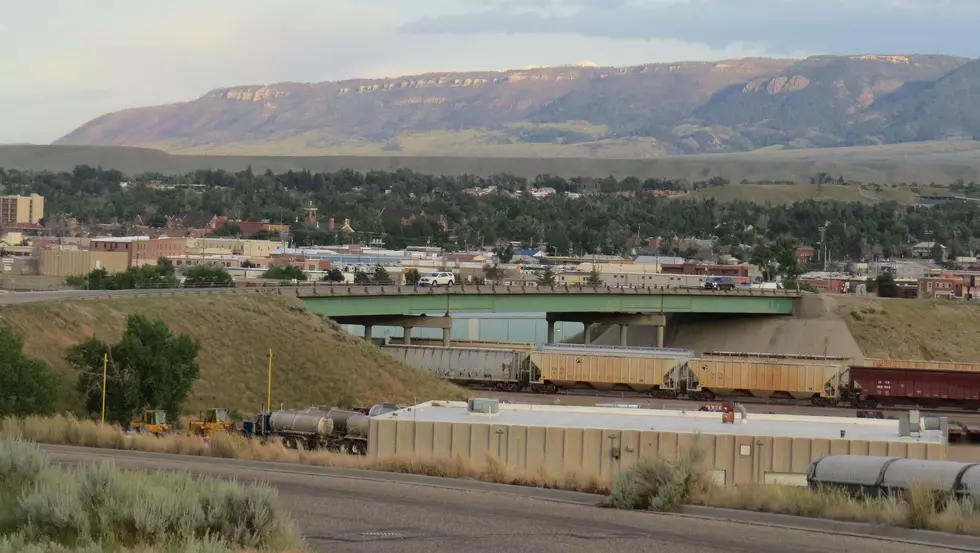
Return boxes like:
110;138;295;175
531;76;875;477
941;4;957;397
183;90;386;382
848;366;980;408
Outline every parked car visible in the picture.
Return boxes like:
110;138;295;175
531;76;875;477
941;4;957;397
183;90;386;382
703;276;736;291
418;272;455;287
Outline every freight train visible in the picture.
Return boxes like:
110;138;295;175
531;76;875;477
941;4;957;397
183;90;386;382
240;403;402;455
382;343;980;410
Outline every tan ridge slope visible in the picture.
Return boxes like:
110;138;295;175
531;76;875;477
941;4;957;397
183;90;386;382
0;294;466;413
834;296;980;361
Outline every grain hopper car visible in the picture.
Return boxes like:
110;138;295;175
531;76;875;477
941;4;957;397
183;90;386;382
382;344;537;391
528;344;696;396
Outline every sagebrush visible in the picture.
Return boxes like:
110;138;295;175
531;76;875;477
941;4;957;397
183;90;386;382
0;440;304;552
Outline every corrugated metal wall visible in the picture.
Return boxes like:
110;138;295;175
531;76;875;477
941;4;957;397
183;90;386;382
368;418;947;486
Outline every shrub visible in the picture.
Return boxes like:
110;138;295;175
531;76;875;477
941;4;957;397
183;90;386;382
0;439;305;552
608;440;706;512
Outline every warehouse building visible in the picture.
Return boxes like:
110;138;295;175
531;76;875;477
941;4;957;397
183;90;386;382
367;400;947;486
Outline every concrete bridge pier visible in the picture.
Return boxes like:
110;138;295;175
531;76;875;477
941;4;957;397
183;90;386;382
331;314;453;347
548;312;667;348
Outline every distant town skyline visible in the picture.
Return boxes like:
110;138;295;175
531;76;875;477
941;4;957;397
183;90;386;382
3;0;976;144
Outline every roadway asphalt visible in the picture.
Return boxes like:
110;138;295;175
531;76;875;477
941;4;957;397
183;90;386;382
41;445;978;553
0;288;255;305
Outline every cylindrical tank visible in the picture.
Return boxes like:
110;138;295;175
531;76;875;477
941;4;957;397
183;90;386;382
326;409;356;433
268;411;334;437
347;414;371;438
369;404;398;417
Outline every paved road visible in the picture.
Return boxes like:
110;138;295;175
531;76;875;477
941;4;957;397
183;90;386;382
43;446;975;553
0;287;265;305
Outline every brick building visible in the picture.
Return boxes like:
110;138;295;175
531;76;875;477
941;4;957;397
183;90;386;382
90;237;187;267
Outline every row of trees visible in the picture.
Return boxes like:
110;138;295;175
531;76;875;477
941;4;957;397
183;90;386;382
66;258;233;290
0;316;201;423
6;164;980;261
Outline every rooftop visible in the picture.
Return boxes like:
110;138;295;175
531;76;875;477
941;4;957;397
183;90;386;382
378;401;945;444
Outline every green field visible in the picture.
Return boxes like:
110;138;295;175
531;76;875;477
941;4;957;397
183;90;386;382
674;183;951;205
2;144;980;184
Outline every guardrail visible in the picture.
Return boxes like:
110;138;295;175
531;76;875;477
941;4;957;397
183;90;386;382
0;283;802;306
286;283;802;298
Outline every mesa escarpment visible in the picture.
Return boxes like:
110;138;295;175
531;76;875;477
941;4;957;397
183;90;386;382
57;54;980;157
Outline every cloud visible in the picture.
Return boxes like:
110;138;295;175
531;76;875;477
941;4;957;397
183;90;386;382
1;0;974;144
400;0;980;55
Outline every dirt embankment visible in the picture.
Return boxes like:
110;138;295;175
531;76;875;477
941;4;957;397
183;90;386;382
0;294;465;413
591;295;865;360
833;296;980;361
592;294;980;363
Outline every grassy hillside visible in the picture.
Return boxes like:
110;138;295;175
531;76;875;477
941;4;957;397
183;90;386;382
675;183;950;205
0;294;467;414
3;145;980;185
836;296;980;361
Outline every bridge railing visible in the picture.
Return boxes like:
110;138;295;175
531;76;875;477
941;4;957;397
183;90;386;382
285;283;803;298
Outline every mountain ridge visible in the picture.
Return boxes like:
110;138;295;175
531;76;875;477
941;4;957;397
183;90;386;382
57;54;980;157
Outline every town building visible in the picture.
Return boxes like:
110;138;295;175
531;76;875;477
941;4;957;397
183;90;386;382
912;241;947;261
186;237;287;258
367;401;947;486
37;247;129;277
0;194;44;225
918;276;966;299
89;236;187;267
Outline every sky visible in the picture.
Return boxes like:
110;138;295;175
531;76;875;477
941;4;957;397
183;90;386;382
3;0;978;144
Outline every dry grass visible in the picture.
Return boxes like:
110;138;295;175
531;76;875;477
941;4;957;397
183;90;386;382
0;415;608;495
836;296;980;362
11;415;980;537
0;440;305;553
0;294;468;413
608;443;980;537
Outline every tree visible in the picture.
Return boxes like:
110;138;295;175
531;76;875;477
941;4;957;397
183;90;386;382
183;265;233;287
482;263;504;284
0;326;59;417
211;223;243;237
536;268;557;286
66;315;201;424
263;265;306;281
321;268;345;282
241;260;258;268
875;272;898;298
404;268;421;285
585;268;603;286
353;270;372;284
372;265;392;284
493;245;514;264
156;257;175;278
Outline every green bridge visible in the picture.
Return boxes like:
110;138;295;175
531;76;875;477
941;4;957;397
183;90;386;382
297;285;801;348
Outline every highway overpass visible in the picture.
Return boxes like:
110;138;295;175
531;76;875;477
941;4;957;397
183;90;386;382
0;284;801;347
299;284;800;347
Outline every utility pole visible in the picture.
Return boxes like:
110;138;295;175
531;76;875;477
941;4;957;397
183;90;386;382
818;221;829;272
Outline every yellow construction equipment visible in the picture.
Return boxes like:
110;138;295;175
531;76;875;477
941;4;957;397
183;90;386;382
187;408;235;437
128;409;171;435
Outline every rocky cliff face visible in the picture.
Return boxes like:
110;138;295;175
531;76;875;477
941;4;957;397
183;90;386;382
57;55;980;156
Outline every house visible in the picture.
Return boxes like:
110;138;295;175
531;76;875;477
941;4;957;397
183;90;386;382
912;241;947;261
379;208;450;231
794;247;816;263
917;276;965;299
170;213;226;230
